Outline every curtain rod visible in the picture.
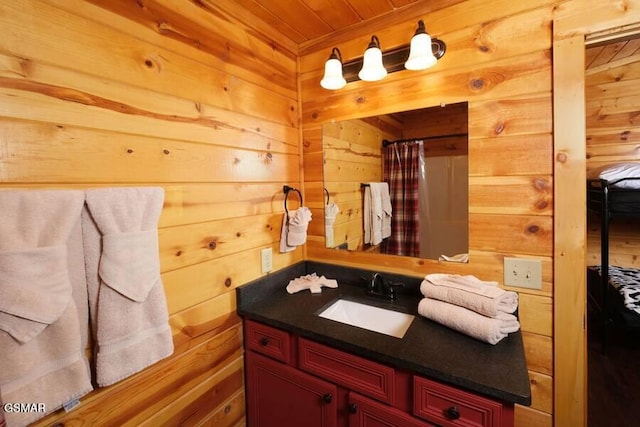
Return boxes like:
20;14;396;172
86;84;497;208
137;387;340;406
382;133;468;147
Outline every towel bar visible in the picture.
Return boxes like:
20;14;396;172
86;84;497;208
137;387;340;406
283;185;302;216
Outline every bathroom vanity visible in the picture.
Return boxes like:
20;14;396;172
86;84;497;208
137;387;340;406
237;262;531;427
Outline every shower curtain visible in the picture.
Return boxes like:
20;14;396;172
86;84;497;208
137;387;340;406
382;140;426;257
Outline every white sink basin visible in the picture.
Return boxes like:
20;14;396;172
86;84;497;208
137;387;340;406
317;299;415;338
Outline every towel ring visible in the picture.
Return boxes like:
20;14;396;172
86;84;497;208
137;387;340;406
283;185;302;217
324;188;330;205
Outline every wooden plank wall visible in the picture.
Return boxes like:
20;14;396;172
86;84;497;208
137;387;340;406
299;1;601;425
0;0;301;425
320;119;395;250
585;44;640;268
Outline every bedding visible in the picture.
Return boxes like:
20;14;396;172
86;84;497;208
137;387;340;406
588;162;640;189
589;265;640;315
587;165;640;353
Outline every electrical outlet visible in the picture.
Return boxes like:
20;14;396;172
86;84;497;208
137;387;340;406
504;257;542;290
261;248;273;273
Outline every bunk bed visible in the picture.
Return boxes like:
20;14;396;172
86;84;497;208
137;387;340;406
587;162;640;354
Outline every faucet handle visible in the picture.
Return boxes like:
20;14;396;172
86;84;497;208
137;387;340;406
387;282;405;300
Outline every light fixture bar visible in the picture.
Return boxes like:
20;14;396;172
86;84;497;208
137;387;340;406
319;20;447;89
341;39;446;83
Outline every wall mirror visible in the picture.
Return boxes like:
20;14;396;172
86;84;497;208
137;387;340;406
322;102;469;261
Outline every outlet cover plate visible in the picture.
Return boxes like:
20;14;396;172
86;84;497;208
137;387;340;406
261;248;273;273
504;257;542;290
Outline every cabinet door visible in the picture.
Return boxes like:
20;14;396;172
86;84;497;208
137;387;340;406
349;393;433;427
246;351;338;427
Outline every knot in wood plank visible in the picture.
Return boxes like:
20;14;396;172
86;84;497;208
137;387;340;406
556;152;568;163
532;177;550;192
535;199;549;210
470;78;485;90
526;224;540;234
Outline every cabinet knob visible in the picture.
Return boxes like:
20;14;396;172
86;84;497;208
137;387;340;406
259;336;269;346
348;403;358;413
322;393;333;403
444;406;460;420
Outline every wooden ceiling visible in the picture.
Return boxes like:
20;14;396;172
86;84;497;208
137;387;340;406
233;0;424;44
585;36;640;71
236;1;639;65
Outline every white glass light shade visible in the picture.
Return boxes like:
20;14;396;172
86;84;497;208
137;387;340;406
405;32;437;70
320;57;347;90
358;46;387;81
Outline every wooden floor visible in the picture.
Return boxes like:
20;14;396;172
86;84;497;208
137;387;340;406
587;302;640;427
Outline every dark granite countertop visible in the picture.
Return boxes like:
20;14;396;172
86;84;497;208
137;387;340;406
236;261;531;406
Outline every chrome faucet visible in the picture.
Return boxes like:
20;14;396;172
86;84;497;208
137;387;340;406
366;273;403;300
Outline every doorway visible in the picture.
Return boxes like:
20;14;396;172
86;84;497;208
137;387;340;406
584;34;640;426
553;10;640;427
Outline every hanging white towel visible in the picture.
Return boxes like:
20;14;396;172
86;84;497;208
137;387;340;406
369;183;384;245
380;183;392;239
364;183;391;245
82;187;173;387
364;186;372;244
0;190;93;427
279;212;296;253
279;207;312;253
324;203;340;248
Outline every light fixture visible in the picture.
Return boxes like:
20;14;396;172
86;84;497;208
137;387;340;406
319;19;446;90
404;20;438;70
320;47;347;90
358;36;387;82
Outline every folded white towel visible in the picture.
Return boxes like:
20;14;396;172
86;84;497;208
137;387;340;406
418;298;520;345
286;273;338;294
438;253;469;263
287;207;312;247
420;274;518;318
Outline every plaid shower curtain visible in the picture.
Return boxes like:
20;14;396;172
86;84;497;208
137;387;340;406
382;140;423;257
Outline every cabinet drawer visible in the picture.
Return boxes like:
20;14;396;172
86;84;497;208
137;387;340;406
298;338;396;405
413;376;504;427
245;319;292;363
349;392;430;427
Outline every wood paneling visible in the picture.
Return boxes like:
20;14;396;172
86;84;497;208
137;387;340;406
3;0;639;426
322;119;388;249
0;0;299;425
299;1;558;426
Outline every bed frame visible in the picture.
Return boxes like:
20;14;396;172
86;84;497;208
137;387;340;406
587;176;640;353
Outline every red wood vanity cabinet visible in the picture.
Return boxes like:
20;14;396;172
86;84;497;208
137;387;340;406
244;319;514;427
